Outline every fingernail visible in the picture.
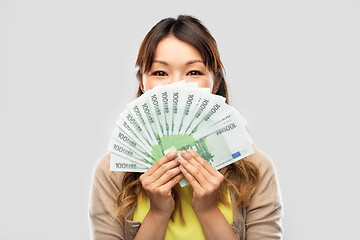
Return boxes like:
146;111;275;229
188;149;195;154
181;150;188;157
169;150;177;157
178;157;184;163
179;165;185;170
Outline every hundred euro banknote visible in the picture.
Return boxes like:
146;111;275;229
108;81;255;187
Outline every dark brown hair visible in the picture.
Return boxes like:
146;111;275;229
112;15;259;226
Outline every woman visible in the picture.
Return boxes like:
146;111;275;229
89;15;283;240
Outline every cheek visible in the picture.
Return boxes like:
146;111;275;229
197;81;210;88
142;76;156;91
197;75;214;89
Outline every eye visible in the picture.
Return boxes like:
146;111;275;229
187;70;203;76
151;71;168;76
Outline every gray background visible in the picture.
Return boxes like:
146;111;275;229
1;0;359;239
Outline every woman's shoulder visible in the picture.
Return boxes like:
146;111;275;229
244;145;282;198
89;152;127;239
243;145;284;237
93;151;111;173
91;152;125;191
245;144;278;176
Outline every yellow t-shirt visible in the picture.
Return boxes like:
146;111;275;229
132;185;233;240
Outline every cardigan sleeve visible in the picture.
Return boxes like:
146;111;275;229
245;146;284;239
88;152;125;240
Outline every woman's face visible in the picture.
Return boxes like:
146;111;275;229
141;35;214;92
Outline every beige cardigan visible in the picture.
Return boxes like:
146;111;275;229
88;145;283;239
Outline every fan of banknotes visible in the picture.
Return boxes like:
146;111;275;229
107;80;255;186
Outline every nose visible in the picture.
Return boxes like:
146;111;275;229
168;73;184;85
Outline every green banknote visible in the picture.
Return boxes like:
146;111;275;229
108;81;255;187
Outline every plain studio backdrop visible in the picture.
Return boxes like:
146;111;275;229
1;0;359;239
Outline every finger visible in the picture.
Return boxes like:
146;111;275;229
161;172;184;191
153;166;182;188
187;149;221;177
180;151;211;187
180;150;203;170
145;150;178;176
150;158;180;181
179;164;203;193
178;154;209;188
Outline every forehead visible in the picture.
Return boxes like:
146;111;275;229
152;36;204;65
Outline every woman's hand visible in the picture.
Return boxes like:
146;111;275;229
177;149;224;215
139;151;184;219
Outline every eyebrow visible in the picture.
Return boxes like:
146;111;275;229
153;60;204;66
